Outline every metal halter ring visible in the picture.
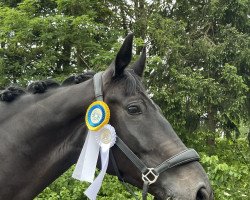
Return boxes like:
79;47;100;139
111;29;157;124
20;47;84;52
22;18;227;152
142;168;159;185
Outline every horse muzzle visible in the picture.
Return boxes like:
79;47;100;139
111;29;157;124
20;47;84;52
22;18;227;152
151;162;214;200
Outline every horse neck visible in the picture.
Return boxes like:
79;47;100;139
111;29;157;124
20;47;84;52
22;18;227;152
0;79;95;199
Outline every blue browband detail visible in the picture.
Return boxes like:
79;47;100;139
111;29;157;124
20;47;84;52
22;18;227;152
87;104;105;127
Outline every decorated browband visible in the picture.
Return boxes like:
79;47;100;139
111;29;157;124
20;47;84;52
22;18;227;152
72;86;117;200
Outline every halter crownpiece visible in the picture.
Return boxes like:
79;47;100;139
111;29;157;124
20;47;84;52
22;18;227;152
73;71;200;200
73;72;117;200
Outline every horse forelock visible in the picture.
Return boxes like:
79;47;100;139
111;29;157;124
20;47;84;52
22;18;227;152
109;69;145;96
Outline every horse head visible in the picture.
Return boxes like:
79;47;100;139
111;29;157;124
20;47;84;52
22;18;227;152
100;34;213;199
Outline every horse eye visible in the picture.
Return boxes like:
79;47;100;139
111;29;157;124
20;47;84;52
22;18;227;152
127;105;142;115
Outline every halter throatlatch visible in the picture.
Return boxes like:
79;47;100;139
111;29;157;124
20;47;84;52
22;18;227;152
91;72;200;200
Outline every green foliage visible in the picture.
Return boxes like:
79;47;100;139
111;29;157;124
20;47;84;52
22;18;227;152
35;167;153;200
185;129;250;199
201;138;250;199
0;0;119;86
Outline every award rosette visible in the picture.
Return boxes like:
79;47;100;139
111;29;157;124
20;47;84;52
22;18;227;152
95;124;116;148
72;101;116;200
86;101;110;131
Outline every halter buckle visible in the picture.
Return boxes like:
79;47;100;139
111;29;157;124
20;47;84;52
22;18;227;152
142;168;159;185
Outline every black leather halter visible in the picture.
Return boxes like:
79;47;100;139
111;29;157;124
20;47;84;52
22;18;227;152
93;72;200;200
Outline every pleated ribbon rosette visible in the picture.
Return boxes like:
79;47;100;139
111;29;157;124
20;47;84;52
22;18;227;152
72;101;116;200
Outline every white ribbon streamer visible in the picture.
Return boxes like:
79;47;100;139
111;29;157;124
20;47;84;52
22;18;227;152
84;144;110;200
72;124;116;200
72;132;100;182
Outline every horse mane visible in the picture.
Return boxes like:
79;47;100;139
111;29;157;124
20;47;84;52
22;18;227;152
0;71;97;103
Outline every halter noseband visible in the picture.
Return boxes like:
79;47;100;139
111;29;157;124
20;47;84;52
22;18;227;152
93;72;200;200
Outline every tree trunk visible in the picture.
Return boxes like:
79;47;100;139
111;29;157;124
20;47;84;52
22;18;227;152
76;47;84;70
207;107;217;132
206;105;217;146
56;42;72;74
134;0;147;54
120;2;128;36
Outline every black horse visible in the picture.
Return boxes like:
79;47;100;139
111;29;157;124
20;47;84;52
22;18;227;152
0;34;213;200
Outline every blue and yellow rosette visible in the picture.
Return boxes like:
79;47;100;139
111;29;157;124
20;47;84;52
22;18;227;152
86;101;110;131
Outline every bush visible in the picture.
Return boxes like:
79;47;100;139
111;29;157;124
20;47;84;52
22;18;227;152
35;167;153;200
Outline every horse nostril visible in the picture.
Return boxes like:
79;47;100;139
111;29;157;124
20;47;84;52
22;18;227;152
196;187;209;200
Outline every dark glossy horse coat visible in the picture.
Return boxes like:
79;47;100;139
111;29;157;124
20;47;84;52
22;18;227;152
0;34;213;200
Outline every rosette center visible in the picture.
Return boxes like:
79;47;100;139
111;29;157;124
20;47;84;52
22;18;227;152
95;125;116;148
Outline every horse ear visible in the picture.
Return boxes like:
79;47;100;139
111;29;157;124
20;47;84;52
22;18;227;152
132;46;146;77
114;33;133;77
